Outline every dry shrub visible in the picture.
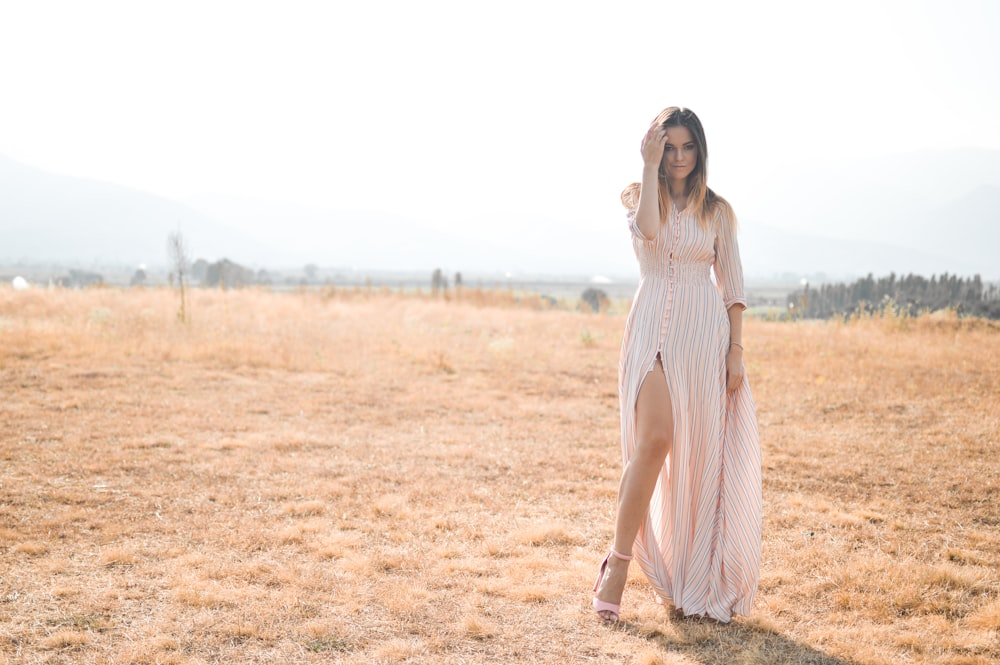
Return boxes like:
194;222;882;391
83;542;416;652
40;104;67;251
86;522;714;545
514;524;586;547
217;620;275;642
40;630;89;650
171;580;234;608
276;525;306;545
374;637;427;661
99;547;138;567
462;615;497;640
946;548;989;566
13;542;47;556
634;648;666;665
50;585;77;598
373;494;409;517
923;564;991;594
966;598;1000;631
282;500;326;516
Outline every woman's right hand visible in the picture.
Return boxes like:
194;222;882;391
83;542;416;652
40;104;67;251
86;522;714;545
640;125;667;169
633;124;668;240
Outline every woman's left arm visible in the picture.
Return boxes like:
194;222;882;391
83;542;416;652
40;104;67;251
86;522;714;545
726;305;745;393
714;203;747;393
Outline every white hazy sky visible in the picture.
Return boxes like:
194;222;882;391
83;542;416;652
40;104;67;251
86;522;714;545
1;0;998;240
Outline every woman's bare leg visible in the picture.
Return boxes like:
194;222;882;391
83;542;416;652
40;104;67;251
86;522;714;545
595;357;673;620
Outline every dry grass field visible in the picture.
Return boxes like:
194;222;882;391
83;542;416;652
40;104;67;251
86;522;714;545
1;286;998;665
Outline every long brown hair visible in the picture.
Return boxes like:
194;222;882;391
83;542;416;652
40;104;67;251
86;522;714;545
621;107;730;231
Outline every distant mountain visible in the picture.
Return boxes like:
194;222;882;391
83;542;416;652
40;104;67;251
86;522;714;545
2;149;997;280
913;184;1000;275
182;193;611;274
0;157;598;273
743;149;1000;279
738;221;978;282
0;154;272;266
183;194;475;271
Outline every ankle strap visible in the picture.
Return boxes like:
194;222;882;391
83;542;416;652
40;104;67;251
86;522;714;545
610;548;633;561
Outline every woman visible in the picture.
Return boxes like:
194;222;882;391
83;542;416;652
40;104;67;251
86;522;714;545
592;107;761;623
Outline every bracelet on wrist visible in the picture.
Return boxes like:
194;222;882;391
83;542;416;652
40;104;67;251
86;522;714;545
730;342;743;350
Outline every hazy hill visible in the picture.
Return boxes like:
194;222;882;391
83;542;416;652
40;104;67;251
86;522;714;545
2;149;998;280
916;183;1000;273
737;221;975;282
0;154;271;266
744;149;1000;279
182;194;496;272
182;194;626;276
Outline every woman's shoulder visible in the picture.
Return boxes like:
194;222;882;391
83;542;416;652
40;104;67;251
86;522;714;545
707;190;737;231
621;182;641;211
708;190;733;214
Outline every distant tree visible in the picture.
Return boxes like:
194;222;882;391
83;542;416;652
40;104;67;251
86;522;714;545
204;258;255;289
191;259;209;285
786;272;1000;320
167;230;191;323
129;268;147;287
56;270;104;288
431;268;447;295
581;288;609;313
304;263;319;282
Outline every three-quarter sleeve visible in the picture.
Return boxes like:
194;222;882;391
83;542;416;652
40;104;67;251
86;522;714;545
713;204;747;310
627;207;653;242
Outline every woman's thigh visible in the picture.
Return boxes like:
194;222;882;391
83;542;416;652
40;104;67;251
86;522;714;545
635;357;673;455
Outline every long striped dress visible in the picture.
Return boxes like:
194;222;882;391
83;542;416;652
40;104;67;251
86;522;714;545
618;201;761;622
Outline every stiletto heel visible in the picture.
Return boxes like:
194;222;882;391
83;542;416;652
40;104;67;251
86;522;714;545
592;548;633;622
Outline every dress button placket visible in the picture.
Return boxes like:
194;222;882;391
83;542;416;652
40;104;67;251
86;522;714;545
659;208;681;352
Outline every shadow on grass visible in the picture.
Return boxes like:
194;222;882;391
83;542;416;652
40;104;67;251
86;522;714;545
622;615;859;665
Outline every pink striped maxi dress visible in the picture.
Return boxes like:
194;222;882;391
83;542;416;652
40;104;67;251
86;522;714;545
618;201;761;622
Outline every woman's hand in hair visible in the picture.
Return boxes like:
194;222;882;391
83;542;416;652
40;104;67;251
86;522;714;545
634;123;668;239
640;125;667;169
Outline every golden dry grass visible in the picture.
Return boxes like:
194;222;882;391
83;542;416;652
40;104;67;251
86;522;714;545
1;285;998;664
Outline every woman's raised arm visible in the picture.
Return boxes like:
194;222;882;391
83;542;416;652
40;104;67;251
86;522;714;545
633;125;667;240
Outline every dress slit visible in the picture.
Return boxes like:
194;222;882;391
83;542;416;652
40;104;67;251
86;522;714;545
632;352;676;449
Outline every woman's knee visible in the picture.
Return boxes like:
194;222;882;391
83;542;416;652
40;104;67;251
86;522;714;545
635;429;671;460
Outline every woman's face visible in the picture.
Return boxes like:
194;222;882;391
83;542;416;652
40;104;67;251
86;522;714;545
659;125;698;183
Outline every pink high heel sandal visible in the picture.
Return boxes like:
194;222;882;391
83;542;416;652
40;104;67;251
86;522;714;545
592;548;633;622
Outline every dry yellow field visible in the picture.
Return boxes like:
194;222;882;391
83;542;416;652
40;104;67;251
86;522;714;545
1;286;998;665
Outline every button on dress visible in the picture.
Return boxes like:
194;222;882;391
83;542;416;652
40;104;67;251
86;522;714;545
618;202;762;622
